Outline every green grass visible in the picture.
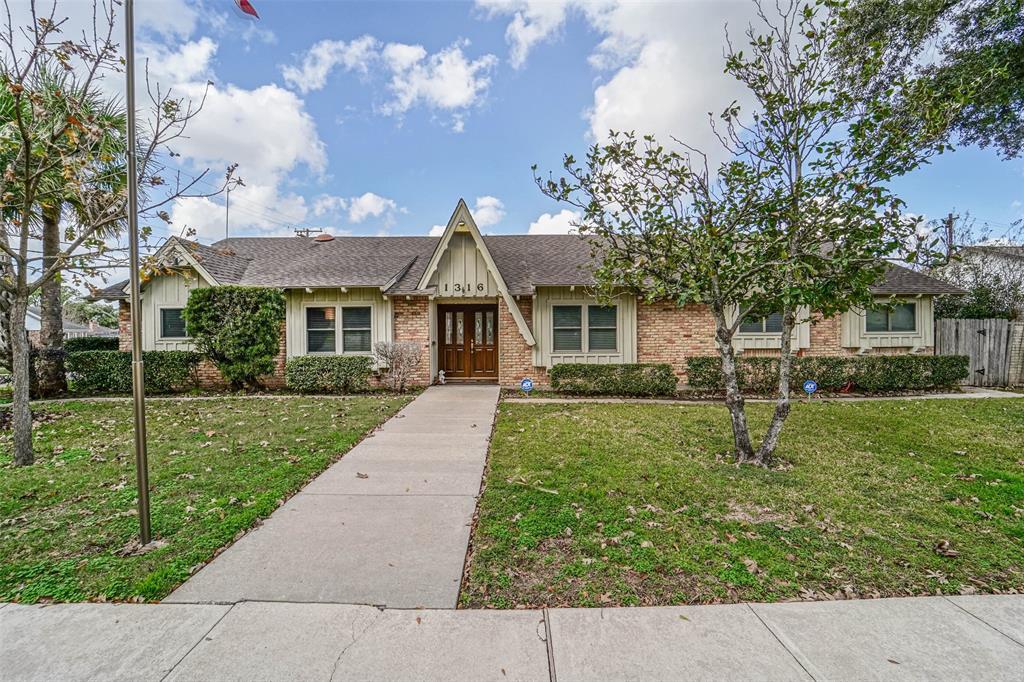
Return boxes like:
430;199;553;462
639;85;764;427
461;399;1024;608
0;395;411;602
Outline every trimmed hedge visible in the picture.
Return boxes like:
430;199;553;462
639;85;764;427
549;363;677;397
65;350;201;394
63;336;119;352
686;354;969;394
285;356;373;394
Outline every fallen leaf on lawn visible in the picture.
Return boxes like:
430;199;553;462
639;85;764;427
356;472;369;479
742;558;760;575
934;539;959;557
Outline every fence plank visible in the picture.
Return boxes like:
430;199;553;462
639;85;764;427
936;318;1011;387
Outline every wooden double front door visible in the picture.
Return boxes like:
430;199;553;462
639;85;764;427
438;304;498;380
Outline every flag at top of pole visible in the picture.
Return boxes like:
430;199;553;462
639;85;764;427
234;0;260;18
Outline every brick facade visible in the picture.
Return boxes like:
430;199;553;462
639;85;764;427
498;297;549;387
392;297;432;386
636;302;719;382
117;294;938;391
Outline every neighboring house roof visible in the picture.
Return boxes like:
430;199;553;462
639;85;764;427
962;244;1024;262
88;224;960;299
25;306;118;336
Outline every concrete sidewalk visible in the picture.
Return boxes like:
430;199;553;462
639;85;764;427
2;595;1022;681
165;384;499;609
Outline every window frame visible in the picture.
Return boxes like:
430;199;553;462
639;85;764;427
550;302;619;354
302;303;375;356
157;306;190;340
737;311;785;335
340;305;373;354
864;301;917;334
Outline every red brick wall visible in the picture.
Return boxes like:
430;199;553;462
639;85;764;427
118;301;131;352
498;297;549;387
392;297;431;386
636;302;718;382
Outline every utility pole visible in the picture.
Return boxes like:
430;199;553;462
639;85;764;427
124;0;152;545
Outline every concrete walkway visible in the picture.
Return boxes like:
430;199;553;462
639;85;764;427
165;384;499;609
2;595;1022;680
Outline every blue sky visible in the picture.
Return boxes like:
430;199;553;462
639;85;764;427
127;0;1023;243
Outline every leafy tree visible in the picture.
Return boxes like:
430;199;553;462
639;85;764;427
1;1;233;465
838;0;1024;158
183;286;286;390
537;0;955;464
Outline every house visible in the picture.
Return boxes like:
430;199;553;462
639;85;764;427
92;199;964;388
25;306;118;346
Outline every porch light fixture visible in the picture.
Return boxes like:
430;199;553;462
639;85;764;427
305;287;314;293
341;286;348;293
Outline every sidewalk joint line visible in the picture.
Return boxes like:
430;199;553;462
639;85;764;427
942;596;1024;648
159;603;235;681
542;608;558;682
744;603;818;681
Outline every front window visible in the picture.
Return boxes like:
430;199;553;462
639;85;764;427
866;302;916;333
552;304;618;352
160;308;188;339
341;307;372;352
587;305;617;351
306;307;336;353
739;311;783;334
552;305;582;352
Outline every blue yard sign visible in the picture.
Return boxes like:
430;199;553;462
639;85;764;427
520;378;534;393
803;379;818;395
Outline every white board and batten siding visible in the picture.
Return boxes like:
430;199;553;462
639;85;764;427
284;287;391;359
533;287;637;367
841;297;934;350
429;232;499;298
731;306;812;352
141;269;209;351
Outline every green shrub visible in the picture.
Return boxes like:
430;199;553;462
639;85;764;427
184;286;286;389
65;351;201;394
63;336;119;352
548;363;677;396
285;356;373;394
685;354;969;394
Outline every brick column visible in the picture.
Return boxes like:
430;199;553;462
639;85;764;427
118;300;132;352
497;297;547;387
392;297;431;386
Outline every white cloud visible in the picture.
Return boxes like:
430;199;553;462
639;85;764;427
472;196;505;227
479;1;756;157
140;37;218;88
379;39;498;129
281;36;380;93
347;192;403;226
170;183;310;240
477;0;571;68
429;224;447;236
528;209;580;234
312;194;348;217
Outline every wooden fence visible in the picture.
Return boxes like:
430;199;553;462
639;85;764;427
936;318;1014;387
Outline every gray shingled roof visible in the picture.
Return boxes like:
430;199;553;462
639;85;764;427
963;244;1024;262
89;234;961;298
871;264;965;295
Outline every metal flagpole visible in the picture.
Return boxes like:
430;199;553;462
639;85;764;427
123;0;152;545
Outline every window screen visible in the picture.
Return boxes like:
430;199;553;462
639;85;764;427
587;305;617;351
306;307;336;353
866;303;916;332
552;305;582;352
342;307;372;352
160;308;188;338
739;311;783;334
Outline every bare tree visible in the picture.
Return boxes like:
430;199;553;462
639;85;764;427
1;0;234;465
373;341;423;392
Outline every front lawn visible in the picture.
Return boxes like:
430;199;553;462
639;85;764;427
461;399;1024;608
0;395;410;602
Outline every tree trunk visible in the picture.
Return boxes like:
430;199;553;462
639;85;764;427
755;307;797;465
37;204;67;397
10;295;34;466
712;308;756;461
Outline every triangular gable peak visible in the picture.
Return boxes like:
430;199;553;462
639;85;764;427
418;199;536;346
148;237;219;286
